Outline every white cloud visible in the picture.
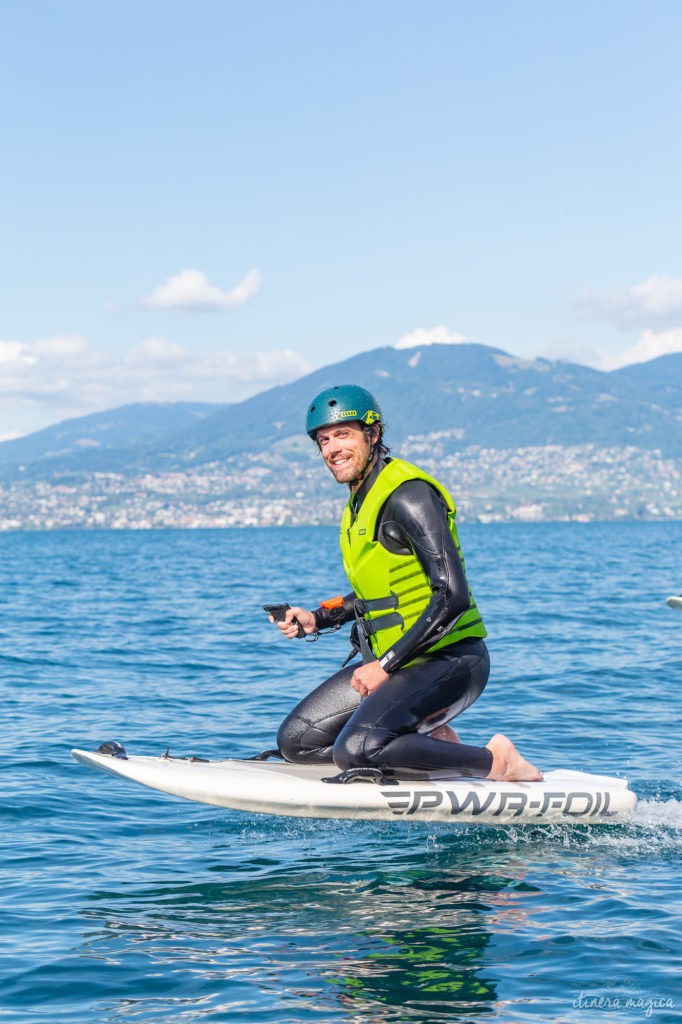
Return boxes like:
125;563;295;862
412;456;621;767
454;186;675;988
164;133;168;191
630;274;682;316
0;334;313;436
0;340;34;365
594;327;682;371
546;326;682;371
122;338;313;394
564;272;682;369
0;337;85;379
576;273;682;329
395;326;468;349
126;336;187;365
32;334;89;359
142;268;262;311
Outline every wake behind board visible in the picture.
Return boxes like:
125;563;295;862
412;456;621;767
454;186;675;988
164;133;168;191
71;746;637;824
666;595;682;611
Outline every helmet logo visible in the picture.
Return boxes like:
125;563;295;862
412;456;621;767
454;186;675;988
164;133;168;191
339;409;357;419
363;410;381;424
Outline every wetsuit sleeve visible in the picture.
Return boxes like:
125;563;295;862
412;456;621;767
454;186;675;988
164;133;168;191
376;480;471;672
313;592;356;631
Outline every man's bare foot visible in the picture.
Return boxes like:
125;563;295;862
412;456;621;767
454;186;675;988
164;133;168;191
430;724;460;743
486;733;543;781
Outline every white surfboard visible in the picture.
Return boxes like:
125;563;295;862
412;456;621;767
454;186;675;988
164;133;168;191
71;747;637;824
666;595;682;611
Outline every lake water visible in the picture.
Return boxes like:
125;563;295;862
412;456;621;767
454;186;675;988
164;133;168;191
2;522;681;1023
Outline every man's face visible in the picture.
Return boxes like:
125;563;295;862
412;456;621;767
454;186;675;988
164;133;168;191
315;422;376;486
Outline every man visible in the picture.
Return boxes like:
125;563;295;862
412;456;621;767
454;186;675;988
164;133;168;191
270;384;541;782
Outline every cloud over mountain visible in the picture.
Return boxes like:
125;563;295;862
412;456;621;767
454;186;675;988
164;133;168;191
577;274;682;330
395;326;469;349
597;327;682;371
0;333;311;436
570;273;682;370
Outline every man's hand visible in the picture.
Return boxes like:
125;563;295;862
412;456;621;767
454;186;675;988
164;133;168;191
269;606;316;639
351;660;389;697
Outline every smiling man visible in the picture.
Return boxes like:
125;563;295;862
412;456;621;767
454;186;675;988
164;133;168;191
270;384;541;782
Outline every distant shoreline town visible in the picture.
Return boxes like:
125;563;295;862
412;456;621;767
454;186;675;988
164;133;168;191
1;442;679;530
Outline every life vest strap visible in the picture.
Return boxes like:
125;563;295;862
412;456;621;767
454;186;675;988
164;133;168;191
355;593;398;615
361;611;404;637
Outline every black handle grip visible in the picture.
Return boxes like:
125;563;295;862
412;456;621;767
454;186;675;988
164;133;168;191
263;603;305;638
263;603;290;622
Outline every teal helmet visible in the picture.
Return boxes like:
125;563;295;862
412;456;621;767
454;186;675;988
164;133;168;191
306;384;383;438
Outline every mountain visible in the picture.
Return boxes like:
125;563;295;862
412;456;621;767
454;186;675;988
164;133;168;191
0;401;225;478
174;343;680;461
1;343;681;481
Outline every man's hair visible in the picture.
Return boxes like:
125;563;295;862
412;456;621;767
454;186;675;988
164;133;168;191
362;423;391;460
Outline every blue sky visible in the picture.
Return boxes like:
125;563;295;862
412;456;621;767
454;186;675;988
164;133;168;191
2;0;681;438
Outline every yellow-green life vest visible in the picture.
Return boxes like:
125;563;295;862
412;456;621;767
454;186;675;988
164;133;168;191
339;458;486;661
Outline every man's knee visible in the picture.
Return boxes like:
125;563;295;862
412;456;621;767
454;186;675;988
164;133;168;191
277;714;337;764
332;728;386;770
276;714;307;762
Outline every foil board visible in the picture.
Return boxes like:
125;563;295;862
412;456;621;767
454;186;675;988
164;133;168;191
71;746;637;824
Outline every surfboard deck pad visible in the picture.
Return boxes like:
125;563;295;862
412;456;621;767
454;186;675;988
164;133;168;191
71;746;637;823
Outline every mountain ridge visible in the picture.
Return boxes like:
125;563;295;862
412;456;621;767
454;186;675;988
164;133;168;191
2;343;681;482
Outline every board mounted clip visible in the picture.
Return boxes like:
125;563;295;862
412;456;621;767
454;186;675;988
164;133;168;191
322;766;399;786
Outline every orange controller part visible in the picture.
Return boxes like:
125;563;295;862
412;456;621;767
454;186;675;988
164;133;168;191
320;596;344;610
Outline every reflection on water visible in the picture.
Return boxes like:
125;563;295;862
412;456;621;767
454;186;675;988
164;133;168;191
78;862;520;1023
59;815;680;1024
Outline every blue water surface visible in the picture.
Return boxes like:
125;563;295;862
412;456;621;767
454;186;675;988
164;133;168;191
1;523;681;1023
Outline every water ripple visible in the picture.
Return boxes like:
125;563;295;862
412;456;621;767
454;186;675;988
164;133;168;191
1;524;681;1023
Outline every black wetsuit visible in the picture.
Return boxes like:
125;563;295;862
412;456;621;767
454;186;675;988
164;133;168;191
277;459;493;777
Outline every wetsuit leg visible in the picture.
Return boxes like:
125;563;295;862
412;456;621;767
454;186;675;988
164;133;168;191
277;664;361;764
332;639;493;777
